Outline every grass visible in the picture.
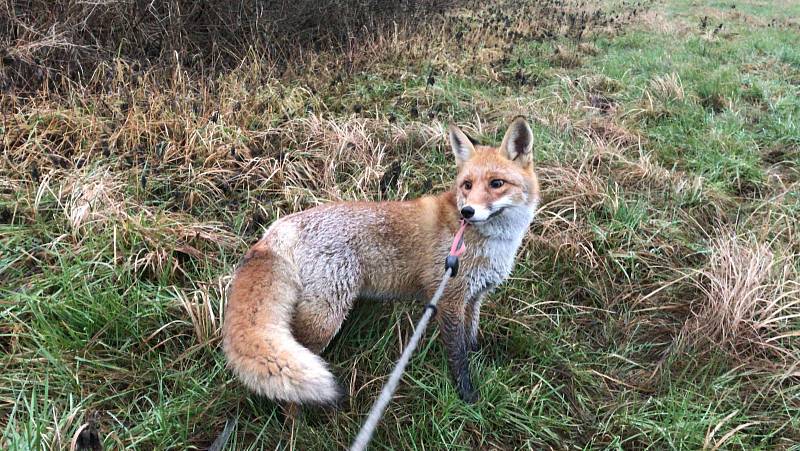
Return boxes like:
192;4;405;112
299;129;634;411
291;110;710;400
2;0;800;449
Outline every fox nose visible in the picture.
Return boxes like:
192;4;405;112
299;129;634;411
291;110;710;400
460;206;475;219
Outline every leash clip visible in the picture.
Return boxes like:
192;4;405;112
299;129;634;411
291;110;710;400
444;255;460;277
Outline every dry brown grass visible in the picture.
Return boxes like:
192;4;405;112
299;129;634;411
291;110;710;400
681;233;800;366
550;44;583;69
0;0;459;90
627;73;690;122
275;116;442;204
13;164;242;280
535;164;606;266
1;0;644;98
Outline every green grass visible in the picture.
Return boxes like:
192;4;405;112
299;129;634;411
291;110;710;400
2;0;800;449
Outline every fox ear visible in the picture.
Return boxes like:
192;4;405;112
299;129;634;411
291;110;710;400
449;124;475;167
500;116;533;165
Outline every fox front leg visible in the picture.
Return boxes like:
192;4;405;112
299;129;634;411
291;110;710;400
465;294;484;353
438;290;478;403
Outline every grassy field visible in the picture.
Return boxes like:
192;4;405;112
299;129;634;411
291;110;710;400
2;0;800;449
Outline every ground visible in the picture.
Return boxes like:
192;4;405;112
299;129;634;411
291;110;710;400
2;0;800;449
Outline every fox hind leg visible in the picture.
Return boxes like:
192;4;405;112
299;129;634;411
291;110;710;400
289;292;354;409
292;248;361;354
291;292;354;354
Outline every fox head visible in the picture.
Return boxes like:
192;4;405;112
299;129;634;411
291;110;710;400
448;116;540;224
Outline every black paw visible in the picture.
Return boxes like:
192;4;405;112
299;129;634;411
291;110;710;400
459;387;480;404
467;338;479;353
331;390;351;411
457;378;479;404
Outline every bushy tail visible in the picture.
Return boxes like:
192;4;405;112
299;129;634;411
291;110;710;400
222;247;340;404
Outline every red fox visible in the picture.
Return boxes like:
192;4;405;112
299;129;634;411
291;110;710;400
223;116;540;404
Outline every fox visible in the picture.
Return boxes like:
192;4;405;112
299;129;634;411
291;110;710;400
222;116;540;405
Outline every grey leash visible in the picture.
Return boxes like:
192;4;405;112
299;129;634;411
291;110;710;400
349;219;469;451
349;267;453;451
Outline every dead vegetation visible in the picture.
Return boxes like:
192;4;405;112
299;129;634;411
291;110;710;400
1;0;652;96
682;234;800;365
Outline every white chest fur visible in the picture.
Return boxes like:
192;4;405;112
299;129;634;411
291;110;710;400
464;204;536;298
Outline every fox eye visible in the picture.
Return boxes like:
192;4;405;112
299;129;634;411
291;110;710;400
489;179;505;189
463;180;473;190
